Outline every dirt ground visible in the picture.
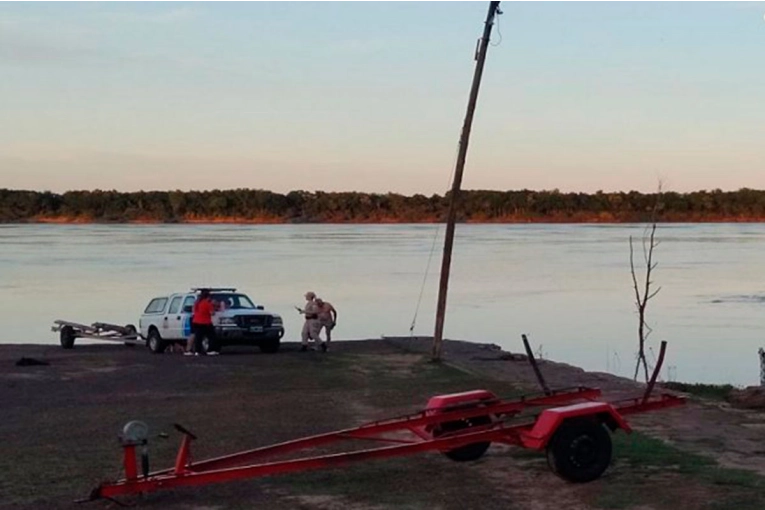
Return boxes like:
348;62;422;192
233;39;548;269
2;338;764;510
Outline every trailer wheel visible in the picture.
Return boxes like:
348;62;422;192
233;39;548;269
147;329;166;354
433;415;492;462
546;419;612;483
60;325;76;349
259;337;280;354
123;324;137;347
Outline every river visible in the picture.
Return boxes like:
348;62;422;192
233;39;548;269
1;223;762;386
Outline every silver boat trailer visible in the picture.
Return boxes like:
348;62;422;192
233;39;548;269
51;320;144;349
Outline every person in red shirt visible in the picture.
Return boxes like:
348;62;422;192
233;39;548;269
191;289;219;356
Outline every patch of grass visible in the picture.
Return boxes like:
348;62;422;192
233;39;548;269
613;431;714;474
592;431;765;510
661;381;735;401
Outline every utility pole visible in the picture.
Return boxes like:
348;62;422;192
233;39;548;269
432;1;501;361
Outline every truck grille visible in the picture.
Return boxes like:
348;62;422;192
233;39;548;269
236;315;271;328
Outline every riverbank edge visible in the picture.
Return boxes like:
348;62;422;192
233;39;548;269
9;215;765;224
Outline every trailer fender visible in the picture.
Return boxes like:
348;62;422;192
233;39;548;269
520;402;631;450
425;389;498;412
421;389;499;462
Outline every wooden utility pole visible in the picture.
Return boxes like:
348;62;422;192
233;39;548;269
432;1;501;361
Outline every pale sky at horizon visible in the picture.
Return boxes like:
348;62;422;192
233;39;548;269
2;1;765;195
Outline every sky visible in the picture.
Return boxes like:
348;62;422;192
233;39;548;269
1;1;764;195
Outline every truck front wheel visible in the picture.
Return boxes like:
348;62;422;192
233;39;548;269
147;329;166;354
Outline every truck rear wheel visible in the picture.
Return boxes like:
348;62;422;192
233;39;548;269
433;414;492;462
147;329;166;354
60;326;76;349
546;419;612;483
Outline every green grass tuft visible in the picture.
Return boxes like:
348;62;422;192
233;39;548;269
660;382;736;401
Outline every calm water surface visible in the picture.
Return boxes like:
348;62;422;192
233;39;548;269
1;223;763;386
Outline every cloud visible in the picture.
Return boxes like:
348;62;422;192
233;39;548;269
97;6;201;25
0;13;255;80
0;29;224;77
0;5;202;66
0;33;99;64
727;0;765;9
0;11;101;65
323;38;398;56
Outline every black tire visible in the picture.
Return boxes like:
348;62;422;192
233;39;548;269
546;419;612;483
60;326;76;349
123;324;137;347
433;414;492;462
259;337;280;354
147;329;166;354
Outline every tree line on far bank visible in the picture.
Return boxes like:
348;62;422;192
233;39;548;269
2;188;765;223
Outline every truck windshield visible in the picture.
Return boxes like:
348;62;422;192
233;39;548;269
210;293;257;310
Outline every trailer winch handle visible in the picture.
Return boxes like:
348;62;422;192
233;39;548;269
174;423;198;440
522;334;551;396
642;340;668;404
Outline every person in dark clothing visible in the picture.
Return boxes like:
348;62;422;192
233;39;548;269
192;289;219;356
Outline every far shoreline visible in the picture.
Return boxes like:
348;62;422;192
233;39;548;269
9;215;765;225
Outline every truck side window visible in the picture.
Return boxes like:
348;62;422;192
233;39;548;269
182;296;196;314
144;298;169;314
168;296;182;315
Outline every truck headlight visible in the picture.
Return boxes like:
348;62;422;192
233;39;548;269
219;317;237;326
272;316;282;326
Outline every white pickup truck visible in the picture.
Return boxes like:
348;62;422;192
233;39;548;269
138;288;284;354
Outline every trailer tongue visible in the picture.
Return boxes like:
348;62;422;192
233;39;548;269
83;340;684;503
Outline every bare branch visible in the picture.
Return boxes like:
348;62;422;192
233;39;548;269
629;236;642;306
630;180;664;383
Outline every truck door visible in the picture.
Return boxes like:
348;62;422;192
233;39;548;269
180;294;196;338
165;295;184;340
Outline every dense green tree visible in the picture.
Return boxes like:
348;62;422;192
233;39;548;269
3;188;765;223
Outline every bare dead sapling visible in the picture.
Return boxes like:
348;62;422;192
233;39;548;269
630;190;663;382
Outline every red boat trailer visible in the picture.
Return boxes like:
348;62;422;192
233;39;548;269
85;340;684;503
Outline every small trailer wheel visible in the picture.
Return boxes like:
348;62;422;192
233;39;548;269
546;419;612;483
433;415;492;462
147;329;167;354
60;325;76;349
123;324;137;347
